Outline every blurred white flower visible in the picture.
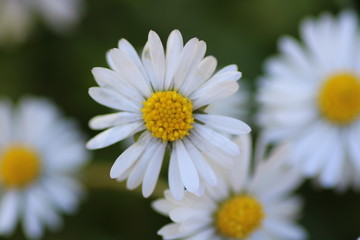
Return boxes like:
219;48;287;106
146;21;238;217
87;30;251;199
0;0;84;46
257;11;360;189
0;97;89;239
153;135;306;240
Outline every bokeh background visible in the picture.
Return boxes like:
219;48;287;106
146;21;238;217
1;0;360;239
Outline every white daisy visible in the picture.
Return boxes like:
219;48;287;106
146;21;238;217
0;0;83;46
87;30;251;199
257;11;360;189
0;97;88;239
153;135;306;240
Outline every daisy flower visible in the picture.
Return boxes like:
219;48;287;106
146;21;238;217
87;30;251;199
153;135;306;240
0;0;83;46
257;11;360;189
0;97;88;239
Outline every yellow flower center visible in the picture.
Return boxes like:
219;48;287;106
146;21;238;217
215;195;264;239
318;73;360;125
141;91;194;142
0;146;41;188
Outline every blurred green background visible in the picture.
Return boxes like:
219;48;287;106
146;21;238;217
1;0;360;239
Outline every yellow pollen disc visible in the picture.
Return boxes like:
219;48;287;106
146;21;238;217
318;73;360;125
0;146;41;188
215;195;264;239
142;91;194;142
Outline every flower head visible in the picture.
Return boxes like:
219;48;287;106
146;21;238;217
153;135;306;240
257;11;360;189
0;97;88;239
87;30;251;199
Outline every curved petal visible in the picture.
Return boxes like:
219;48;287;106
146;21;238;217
175;140;200;194
0;191;20;235
168;147;185;200
126;138;159;190
142;142;167;197
164;30;183;90
88;87;141;112
193;123;240;156
195;114;251;135
91;67;144;103
89;112;142;130
110;133;151;178
183;138;217;187
86;121;144;149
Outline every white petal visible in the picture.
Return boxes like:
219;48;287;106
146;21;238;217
279;36;312;73
88;87;141;112
289;121;328;167
142;142;167;197
178;218;211;235
176;140;200;194
0;191;19;235
192;69;240;97
192;80;239;109
165;30;184;90
229;134;252;192
249;229;271;240
146;30;166;90
193;123;240;156
173;38;205;90
87;122;144;149
186;228;215;240
168;147;185;200
183;138;217;187
319;141;343;187
216;64;238;74
152;198;177;216
22;191;44;239
169;207;211;223
91;67;143;103
126;138;160;189
347;124;360;171
180;56;218;95
190;130;235;167
16;97;58;145
110;133;151;178
89;112;142;130
42;177;82;214
178;40;207;93
301;128;337;177
109;48;152;97
263;218;306;240
117;38;149;82
158;223;188;239
195;114;251;135
266;197;302;219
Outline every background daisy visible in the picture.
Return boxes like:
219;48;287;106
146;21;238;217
153;135;306;240
87;30;251;199
0;97;88;239
0;0;84;46
257;10;360;189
